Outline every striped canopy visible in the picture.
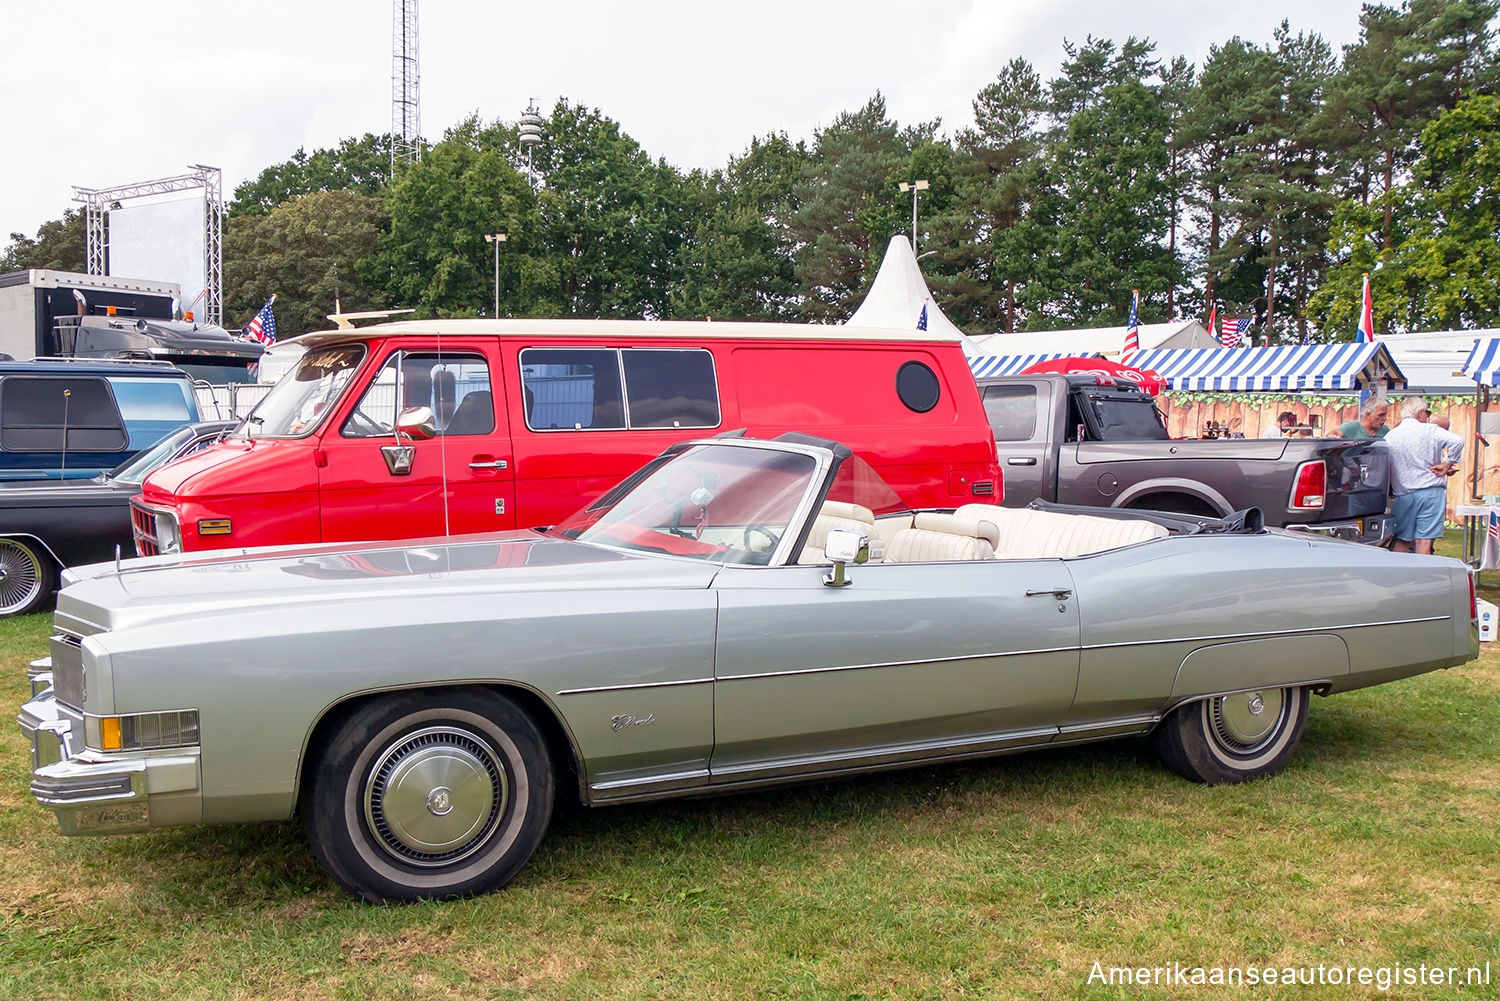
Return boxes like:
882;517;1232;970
1461;337;1500;386
967;352;1101;379
1124;342;1406;392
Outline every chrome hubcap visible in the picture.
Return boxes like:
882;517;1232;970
0;542;41;613
1210;689;1287;752
364;726;507;866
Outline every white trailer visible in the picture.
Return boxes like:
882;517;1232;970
0;269;180;361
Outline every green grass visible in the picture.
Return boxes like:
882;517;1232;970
1;535;1497;999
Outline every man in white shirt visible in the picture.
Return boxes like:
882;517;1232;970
1260;411;1296;438
1384;396;1464;554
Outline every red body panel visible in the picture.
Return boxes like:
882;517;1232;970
134;326;1002;554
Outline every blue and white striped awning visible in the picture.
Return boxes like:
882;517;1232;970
1461;338;1500;386
968;352;1102;379
1125;342;1405;392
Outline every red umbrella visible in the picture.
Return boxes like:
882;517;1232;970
1019;356;1166;395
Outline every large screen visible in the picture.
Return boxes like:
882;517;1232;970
108;196;207;315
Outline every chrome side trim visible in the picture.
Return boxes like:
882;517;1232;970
555;677;714;697
711;725;1061;783
717;646;1076;683
589;767;711;793
1081;615;1450;652
1056;715;1158;739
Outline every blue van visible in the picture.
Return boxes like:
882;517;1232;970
0;360;200;480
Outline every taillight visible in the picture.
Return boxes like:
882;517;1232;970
1470;573;1478;622
1290;461;1326;509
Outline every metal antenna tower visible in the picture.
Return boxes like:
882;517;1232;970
391;0;421;169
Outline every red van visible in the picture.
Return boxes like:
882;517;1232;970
131;319;1001;555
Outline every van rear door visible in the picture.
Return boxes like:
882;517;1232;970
316;344;516;542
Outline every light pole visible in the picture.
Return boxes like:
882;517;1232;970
898;179;929;255
484;232;507;317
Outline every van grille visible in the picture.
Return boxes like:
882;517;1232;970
130;500;159;556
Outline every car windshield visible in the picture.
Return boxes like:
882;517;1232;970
237;344;366;438
551;443;823;564
105;424;198;485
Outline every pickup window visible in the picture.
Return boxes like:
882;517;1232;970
1078;390;1170;441
981;385;1038;441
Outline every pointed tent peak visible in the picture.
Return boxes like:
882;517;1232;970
847;235;966;341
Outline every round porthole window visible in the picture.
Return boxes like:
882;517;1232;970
896;360;941;413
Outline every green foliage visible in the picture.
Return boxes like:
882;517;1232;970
230;134;394;217
223;190;389;336
1;208;86;273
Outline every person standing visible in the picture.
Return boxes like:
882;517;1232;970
1261;411;1297;437
1385;396;1464;555
1336;398;1390;439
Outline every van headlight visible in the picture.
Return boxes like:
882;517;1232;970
155;513;182;554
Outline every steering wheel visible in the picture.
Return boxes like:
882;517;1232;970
345;411;391;437
743;524;781;553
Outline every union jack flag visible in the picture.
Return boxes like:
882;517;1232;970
1123;289;1140;357
1220;318;1245;348
245;295;277;345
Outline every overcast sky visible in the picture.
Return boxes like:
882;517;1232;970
5;1;1365;244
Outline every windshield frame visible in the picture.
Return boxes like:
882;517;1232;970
551;438;837;567
235;342;368;439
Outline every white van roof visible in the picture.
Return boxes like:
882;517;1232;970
284;317;966;348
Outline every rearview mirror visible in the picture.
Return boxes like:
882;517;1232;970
823;528;869;588
395;406;436;441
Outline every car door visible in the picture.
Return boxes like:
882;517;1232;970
707;558;1081;783
982;380;1054;506
317;344;516;542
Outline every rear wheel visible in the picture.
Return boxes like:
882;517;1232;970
0;537;53;617
305;688;553;902
1153;686;1310;784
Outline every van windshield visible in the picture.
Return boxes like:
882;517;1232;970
238;344;366;438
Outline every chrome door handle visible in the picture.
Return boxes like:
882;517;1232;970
469;459;509;470
1025;587;1073;599
1007;456;1038;466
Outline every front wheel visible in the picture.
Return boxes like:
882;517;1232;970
305;688;554;903
1153;686;1310;784
0;537;53;617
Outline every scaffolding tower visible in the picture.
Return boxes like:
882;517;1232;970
72;165;225;325
392;0;421;168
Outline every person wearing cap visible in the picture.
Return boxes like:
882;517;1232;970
1385;396;1464;555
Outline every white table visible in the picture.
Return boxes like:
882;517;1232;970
1456;503;1500;569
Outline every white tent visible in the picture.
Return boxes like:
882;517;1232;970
1376;330;1496;393
967;320;1218;358
846;236;967;341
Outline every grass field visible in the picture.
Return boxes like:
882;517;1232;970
1;536;1496;1000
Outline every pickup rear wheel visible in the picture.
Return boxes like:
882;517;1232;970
305;688;553;903
0;537;53;617
1153;686;1310;784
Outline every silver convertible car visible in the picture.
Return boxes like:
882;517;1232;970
19;433;1478;902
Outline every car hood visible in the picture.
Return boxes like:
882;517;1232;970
0;476;133;508
137;438;257;500
56;531;722;634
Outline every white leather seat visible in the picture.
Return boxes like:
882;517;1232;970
799;500;877;564
954;503;1168;559
885;528;995;563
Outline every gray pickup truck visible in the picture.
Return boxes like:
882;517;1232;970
977;373;1390;543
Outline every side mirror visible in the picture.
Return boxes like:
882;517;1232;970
822;528;869;588
395;406;436;441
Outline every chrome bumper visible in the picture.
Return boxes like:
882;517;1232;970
18;674;201;836
1288;513;1391;547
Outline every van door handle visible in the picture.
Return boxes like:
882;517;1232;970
469;459;509;470
1007;456;1038;465
1025;586;1073;599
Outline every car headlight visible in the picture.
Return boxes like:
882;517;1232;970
154;512;182;554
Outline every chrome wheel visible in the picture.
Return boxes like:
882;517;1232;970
0;538;49;616
1207;689;1289;755
363;725;508;866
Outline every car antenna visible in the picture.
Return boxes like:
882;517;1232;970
60;388;71;479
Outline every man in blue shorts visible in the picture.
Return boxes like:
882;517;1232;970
1384;396;1464;554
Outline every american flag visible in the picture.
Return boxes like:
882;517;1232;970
1357;273;1375;343
1123;289;1139;357
245;295;277;345
1220;318;1245;348
917;302;928;331
1490;509;1499;548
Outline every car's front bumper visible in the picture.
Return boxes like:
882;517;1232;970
18;669;201;836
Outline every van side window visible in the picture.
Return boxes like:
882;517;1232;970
520;349;627;430
621;349;720;428
982;385;1038;441
110;378;197;448
342;351;493;438
0;376;128;452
